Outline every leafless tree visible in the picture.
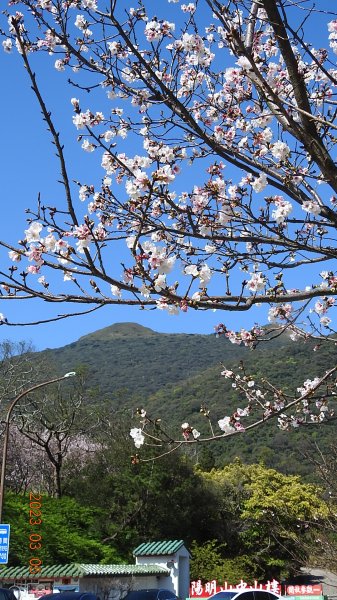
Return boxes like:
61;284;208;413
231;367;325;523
297;440;337;572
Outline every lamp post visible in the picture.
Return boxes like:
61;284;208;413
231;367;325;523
0;371;76;522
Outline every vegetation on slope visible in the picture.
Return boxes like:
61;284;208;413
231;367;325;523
41;323;337;478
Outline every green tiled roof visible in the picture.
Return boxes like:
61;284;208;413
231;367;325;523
80;565;169;576
0;563;169;580
133;540;185;557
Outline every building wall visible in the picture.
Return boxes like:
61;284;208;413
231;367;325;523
136;558;175;594
79;575;164;600
178;554;190;600
135;546;190;600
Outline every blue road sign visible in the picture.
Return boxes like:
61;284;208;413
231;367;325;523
0;525;10;564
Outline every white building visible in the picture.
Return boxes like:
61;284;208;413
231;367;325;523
134;540;190;600
0;540;190;600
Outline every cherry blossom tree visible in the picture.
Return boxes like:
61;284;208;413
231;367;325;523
13;386;98;497
0;341;61;490
6;426;99;495
5;428;46;493
2;0;337;452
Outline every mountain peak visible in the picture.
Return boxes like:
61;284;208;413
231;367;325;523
78;322;156;341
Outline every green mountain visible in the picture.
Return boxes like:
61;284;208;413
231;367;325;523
45;322;254;396
42;322;337;477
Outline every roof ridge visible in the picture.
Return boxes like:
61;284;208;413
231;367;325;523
133;540;185;557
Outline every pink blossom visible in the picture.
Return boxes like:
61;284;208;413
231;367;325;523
27;265;41;274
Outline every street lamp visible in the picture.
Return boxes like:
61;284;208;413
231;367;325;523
0;371;76;522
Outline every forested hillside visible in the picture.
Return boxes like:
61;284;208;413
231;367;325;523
1;325;336;577
44;322;252;396
41;322;337;478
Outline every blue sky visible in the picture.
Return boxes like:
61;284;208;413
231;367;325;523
0;11;267;351
0;54;262;351
0;1;333;351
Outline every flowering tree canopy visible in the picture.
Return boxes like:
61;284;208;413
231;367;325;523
14;386;98;497
2;0;337;452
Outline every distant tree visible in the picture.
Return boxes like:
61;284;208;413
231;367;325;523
190;540;256;585
66;418;220;556
0;340;39;400
0;340;52;492
6;428;45;494
197;447;216;472
13;384;97;498
2;1;337;447
3;492;123;566
201;462;332;578
300;440;337;501
297;440;337;571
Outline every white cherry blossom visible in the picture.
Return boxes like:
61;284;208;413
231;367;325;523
25;223;43;243
130;428;145;449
